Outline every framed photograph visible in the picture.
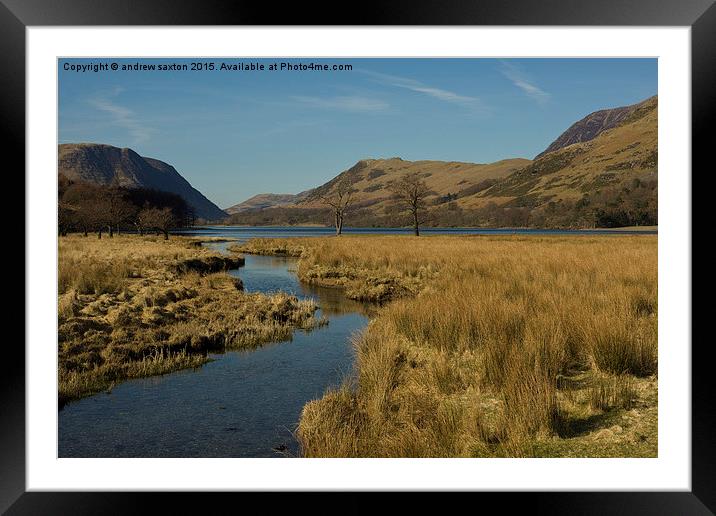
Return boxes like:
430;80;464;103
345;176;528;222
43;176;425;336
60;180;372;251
5;0;711;512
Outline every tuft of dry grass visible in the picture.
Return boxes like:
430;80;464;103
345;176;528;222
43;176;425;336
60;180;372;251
588;373;638;412
58;235;322;406
59;259;133;295
248;234;659;457
229;239;304;257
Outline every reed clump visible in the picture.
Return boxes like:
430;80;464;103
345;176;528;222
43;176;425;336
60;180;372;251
238;234;658;457
229;239;304;257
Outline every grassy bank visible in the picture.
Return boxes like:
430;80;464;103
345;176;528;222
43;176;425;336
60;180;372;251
238;235;657;457
58;235;322;407
232;238;434;302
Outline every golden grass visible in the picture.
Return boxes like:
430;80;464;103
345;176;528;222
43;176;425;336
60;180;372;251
58;235;322;406
233;237;436;302
240;234;657;457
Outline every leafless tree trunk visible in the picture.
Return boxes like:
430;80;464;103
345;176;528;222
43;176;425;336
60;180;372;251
139;206;178;241
316;177;356;236
103;187;135;238
389;172;432;237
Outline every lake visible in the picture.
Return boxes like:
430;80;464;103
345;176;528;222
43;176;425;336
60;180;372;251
175;225;657;239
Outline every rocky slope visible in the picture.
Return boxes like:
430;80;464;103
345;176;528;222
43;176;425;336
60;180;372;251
468;95;658;210
536;96;657;158
58;143;227;220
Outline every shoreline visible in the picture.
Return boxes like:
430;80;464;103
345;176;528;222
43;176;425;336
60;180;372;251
57;235;323;407
236;235;658;458
200;224;658;233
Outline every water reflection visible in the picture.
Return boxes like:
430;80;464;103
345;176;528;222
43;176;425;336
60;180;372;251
58;243;370;458
206;241;376;317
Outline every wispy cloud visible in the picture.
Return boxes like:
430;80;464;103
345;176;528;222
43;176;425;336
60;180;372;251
88;87;152;144
258;119;320;137
359;70;486;112
499;62;550;105
292;95;389;113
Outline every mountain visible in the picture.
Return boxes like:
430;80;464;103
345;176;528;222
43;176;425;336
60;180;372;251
227;157;531;218
225;193;307;214
226;94;657;228
470;95;657;209
58;143;227;220
536;96;657;158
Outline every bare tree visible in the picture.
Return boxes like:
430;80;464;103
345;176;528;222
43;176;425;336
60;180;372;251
134;203;155;235
61;182;105;237
185;206;196;227
389;172;432;236
316;177;357;236
58;200;76;236
103;187;136;237
139;206;178;240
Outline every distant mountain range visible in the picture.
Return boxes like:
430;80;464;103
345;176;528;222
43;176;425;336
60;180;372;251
226;95;657;227
58;94;657;228
225;193;309;214
58;143;227;220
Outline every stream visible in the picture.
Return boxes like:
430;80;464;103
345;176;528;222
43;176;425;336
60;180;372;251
58;240;370;458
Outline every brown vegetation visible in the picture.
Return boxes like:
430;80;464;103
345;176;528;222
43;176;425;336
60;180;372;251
231;238;432;302
239;235;658;457
58;235;322;407
226;177;656;230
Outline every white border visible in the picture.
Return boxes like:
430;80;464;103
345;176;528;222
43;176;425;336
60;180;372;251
27;27;691;491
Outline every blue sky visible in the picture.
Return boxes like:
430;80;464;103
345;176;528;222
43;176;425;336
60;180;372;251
59;58;657;208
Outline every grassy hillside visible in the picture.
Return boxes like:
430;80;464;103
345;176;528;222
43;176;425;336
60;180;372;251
535;95;657;158
227;157;531;227
296;157;531;213
467;95;658;209
227;95;657;229
225;193;306;214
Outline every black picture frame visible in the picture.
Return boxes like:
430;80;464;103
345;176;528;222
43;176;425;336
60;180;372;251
4;0;711;513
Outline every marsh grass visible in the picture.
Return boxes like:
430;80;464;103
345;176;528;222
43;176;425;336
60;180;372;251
58;235;321;405
586;314;657;376
233;237;434;302
59;348;208;408
240;234;657;457
588;373;637;411
59;259;133;295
